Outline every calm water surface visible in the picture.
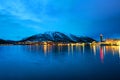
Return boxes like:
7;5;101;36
0;45;120;80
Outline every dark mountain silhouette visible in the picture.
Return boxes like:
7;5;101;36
0;39;11;44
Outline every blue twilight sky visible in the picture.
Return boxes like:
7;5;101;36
0;0;120;40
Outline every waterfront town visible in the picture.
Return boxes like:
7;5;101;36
1;34;120;46
16;34;120;46
98;34;120;46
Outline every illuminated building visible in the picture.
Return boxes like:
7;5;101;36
104;39;120;46
99;34;120;46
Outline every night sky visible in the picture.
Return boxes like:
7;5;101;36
0;0;120;40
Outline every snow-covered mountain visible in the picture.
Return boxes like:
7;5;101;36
21;32;96;43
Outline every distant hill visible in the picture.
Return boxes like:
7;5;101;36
21;32;96;43
0;39;11;44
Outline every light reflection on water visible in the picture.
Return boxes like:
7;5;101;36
24;45;120;63
0;45;120;79
24;45;85;55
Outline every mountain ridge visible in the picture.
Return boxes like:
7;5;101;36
0;31;96;44
20;31;96;43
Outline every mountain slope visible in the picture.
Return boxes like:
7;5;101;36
21;32;96;43
0;39;12;44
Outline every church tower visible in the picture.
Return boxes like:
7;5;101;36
100;34;103;42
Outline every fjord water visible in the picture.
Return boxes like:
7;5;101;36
0;45;120;80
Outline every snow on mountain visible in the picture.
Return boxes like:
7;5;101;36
22;31;96;43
